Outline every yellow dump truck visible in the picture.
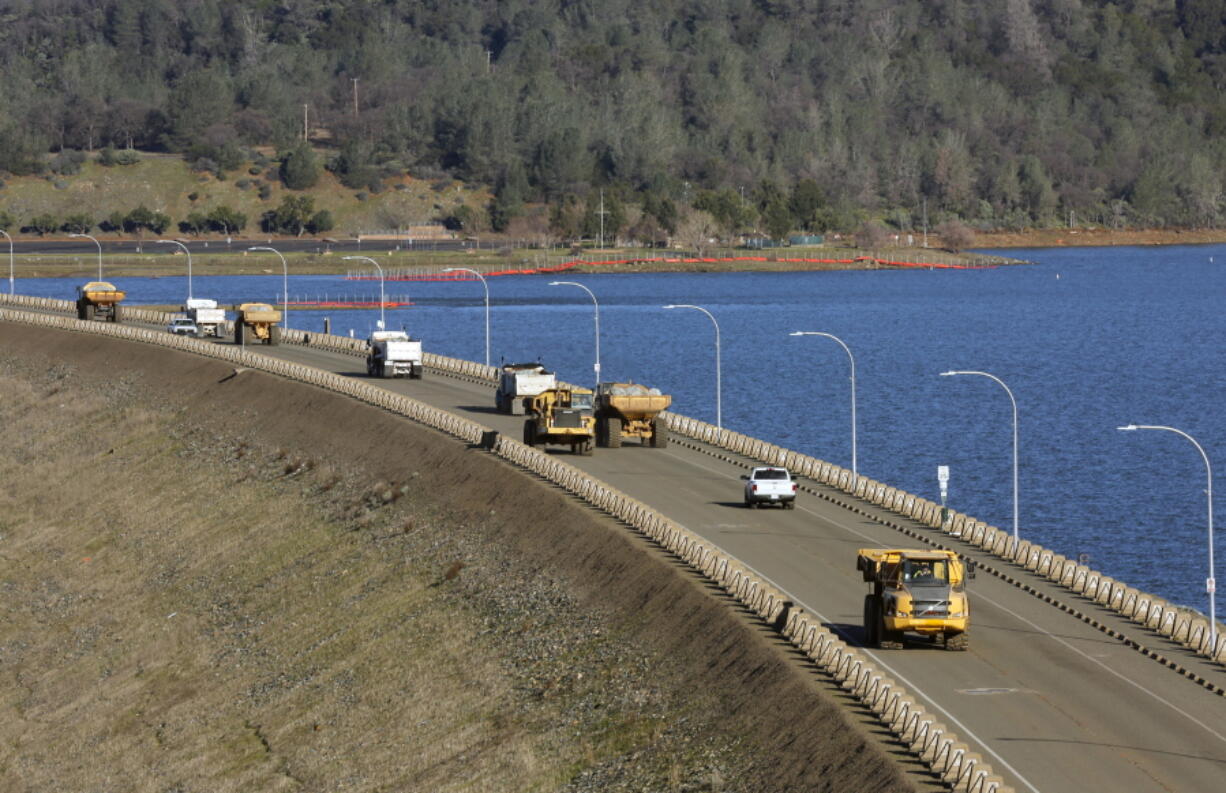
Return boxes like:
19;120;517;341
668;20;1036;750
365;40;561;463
76;281;126;322
857;548;970;650
594;382;672;448
234;302;282;346
522;387;597;455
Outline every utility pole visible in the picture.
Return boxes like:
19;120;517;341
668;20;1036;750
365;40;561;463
597;189;610;249
352;78;359;118
302;104;309;141
486;50;492;73
922;197;928;248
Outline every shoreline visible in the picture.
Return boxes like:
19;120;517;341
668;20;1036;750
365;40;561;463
5;227;1224;281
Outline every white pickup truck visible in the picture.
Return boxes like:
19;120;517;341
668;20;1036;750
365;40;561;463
741;467;797;509
367;330;423;378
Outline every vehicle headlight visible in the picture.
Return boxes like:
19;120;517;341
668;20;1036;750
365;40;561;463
950;612;964;618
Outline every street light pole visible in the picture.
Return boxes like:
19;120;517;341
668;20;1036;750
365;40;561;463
941;369;1019;545
443;267;490;367
343;255;386;330
664;304;721;429
247;246;289;330
791;331;857;482
550;280;600;382
156;239;193;301
0;229;12;294
1117;424;1217;654
69;232;103;281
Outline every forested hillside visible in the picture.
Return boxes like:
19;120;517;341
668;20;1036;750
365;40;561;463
2;0;1225;237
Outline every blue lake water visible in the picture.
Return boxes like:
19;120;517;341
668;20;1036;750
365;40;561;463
16;246;1226;614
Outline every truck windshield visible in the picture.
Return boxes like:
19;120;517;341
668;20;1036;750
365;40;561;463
756;469;788;479
904;559;949;584
571;393;593;410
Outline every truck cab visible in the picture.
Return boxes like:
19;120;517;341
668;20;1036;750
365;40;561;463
522;387;597;455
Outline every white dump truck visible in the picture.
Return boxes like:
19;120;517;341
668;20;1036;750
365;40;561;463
366;330;423;378
496;363;557;415
184;298;227;337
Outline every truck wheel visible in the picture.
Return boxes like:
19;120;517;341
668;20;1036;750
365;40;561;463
110;304;123;323
495;393;505;413
84;303;96;321
511;399;525;416
577;438;594;456
606;416;622;448
269;325;281;346
411;365;423;380
945;632;969;651
785;499;796;510
863;596;881;647
880;623;905;650
650;420;670;448
522;420;536;447
76;300;87;320
235;323;244;345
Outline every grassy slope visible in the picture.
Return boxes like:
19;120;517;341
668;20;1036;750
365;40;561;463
0;155;487;237
0;327;922;793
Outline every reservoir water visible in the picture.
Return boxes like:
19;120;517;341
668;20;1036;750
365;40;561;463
16;245;1226;614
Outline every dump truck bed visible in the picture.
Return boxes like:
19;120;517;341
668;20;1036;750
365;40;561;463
238;303;282;323
80;282;126;303
596;383;672;420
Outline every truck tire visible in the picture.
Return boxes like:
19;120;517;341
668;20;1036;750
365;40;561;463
511;399;525;416
495;393;505;413
577;438;594;456
235;322;245;345
863;596;881;647
84;303;96;321
268;325;281;346
110;303;122;323
945;631;969;651
650;420;670;448
410;364;423;380
606;416;622;448
76;300;87;320
785;499;796;510
523;420;536;447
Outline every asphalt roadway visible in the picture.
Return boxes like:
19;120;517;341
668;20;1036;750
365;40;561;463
13;310;1225;792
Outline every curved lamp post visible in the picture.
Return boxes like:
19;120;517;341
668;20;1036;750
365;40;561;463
1;229;12;294
343;255;386;330
1117;424;1216;654
941;369;1019;545
664;304;721;429
443;267;490;367
69;232;103;281
550;280;600;382
791;331;857;482
247;246;289;330
156;239;193;301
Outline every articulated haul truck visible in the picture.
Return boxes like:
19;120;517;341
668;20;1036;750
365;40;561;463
857;548;970;650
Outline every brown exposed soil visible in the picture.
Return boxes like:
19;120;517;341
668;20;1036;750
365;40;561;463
0;324;923;792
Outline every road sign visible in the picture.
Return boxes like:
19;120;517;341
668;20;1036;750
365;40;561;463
1208;578;1216;594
